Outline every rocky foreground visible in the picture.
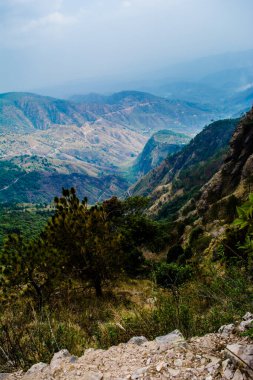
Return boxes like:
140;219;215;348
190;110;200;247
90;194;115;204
2;313;253;380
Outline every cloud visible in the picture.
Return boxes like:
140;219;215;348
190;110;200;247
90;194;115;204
122;1;131;7
22;11;77;31
0;0;253;92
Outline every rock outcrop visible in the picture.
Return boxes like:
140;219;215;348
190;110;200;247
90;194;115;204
198;107;253;214
3;313;253;380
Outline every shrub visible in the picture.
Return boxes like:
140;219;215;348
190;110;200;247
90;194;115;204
154;262;192;289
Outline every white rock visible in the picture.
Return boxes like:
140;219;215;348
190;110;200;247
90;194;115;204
242;312;253;321
155;330;184;346
223;368;234;380
131;367;149;379
50;349;71;372
80;372;103;380
167;368;180;376
238;319;253;332
26;362;48;374
232;369;244;380
218;324;235;336
174;358;183;367
127;336;148;346
226;344;253;369
156;361;167;372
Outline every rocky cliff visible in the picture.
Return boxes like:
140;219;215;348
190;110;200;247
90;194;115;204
131;118;238;219
198;108;253;216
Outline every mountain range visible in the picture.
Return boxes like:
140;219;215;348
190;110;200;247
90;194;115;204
0;90;219;204
131;118;239;219
0;56;253;206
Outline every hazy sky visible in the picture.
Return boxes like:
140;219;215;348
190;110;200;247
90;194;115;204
0;0;253;93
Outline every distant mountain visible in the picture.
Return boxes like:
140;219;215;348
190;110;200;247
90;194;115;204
0;91;215;136
131;130;190;179
0;90;216;204
36;49;253;100
131;118;239;219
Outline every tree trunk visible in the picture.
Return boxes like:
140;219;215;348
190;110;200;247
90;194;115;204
29;276;43;310
94;278;103;297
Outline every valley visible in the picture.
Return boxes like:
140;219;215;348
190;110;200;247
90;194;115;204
0;90;218;205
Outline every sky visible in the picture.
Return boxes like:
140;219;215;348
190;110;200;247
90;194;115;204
0;0;253;94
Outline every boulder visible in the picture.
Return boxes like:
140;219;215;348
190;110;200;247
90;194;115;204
218;323;235;336
26;362;48;374
238;319;253;332
50;349;71;372
242;312;253;321
226;344;253;377
155;330;185;346
127;336;148;345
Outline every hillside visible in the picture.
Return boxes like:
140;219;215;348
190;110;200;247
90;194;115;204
131;130;190;179
131;118;239;219
197;107;253;219
0;91;215;135
0;90;218;205
4;317;253;379
0;160;128;204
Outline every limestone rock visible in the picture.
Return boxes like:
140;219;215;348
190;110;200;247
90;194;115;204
238;319;253;332
155;329;184;346
50;349;71;372
79;371;103;380
127;336;148;346
26;362;48;374
218;324;235;336
226;344;253;378
242;312;253;321
131;366;149;379
232;369;244;380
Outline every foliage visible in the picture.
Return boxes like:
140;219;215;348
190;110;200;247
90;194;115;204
0;190;164;301
233;193;253;270
166;244;184;263
0;205;50;246
153;262;192;289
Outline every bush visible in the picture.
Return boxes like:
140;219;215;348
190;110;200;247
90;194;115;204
154;262;192;289
167;244;184;263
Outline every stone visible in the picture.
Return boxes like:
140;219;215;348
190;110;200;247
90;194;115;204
156;361;167;372
238;319;253;332
26;362;48;374
127;336;148;346
174;358;183;367
155;330;184;346
131;367;149;379
232;369;244;380
50;349;71;372
226;344;253;371
218;324;235;336
167;368;180;376
80;371;103;380
223;368;234;380
242;312;253;321
221;359;235;379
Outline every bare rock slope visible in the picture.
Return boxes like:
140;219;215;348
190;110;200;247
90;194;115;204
5;314;253;380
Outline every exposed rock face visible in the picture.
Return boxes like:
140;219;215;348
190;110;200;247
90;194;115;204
4;315;253;379
198;108;253;213
131;118;238;218
131;130;190;179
